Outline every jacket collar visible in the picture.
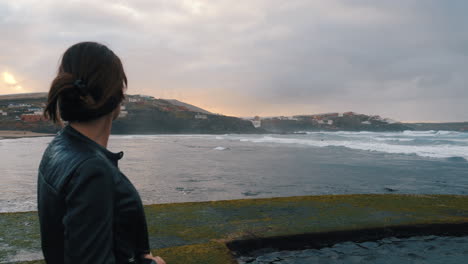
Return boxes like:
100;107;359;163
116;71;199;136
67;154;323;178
62;124;124;165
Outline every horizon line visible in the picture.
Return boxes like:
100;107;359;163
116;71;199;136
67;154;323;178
1;92;466;123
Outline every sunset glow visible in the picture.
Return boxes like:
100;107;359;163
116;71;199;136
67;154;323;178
0;0;467;121
1;71;27;93
183;0;205;14
3;72;17;85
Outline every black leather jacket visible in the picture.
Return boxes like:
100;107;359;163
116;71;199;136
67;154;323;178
37;125;155;264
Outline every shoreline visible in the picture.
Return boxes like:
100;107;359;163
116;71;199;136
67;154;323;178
1;129;466;140
0;130;54;139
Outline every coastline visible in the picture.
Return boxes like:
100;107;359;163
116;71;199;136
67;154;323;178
0;130;54;139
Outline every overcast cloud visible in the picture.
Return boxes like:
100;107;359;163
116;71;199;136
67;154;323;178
0;0;467;121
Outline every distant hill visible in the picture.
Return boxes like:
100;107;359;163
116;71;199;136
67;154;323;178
0;92;47;101
259;112;412;132
0;93;210;114
1;93;465;133
164;99;212;115
111;95;259;134
0;93;261;134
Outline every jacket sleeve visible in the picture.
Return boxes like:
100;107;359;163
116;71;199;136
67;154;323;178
63;157;115;264
135;194;152;259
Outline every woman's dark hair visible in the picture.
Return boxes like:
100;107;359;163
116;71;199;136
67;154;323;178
44;42;127;124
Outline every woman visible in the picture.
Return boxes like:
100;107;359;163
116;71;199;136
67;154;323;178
37;42;166;264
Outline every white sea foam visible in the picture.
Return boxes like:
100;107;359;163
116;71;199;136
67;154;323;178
112;134;216;139
373;137;414;142
214;146;228;150
226;131;468;159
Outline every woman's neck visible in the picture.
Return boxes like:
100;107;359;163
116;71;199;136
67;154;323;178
69;115;113;148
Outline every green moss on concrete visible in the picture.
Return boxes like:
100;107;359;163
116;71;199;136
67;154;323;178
12;242;236;264
151;242;237;264
3;194;468;263
0;211;41;263
14;261;44;264
143;194;468;246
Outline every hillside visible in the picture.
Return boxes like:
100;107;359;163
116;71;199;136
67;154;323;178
258;112;412;132
0;93;261;134
164;99;212;115
0;92;48;101
2;93;464;134
112;96;259;134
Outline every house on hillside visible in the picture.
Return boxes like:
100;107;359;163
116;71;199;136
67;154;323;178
21;114;47;122
28;107;43;112
128;97;141;103
251;120;261;128
119;105;128;118
8;103;31;108
195;113;208;119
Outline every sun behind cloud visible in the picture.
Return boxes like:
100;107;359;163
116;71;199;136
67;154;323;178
3;72;17;85
1;71;27;94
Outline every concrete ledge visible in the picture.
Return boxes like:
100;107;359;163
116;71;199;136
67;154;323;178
3;194;468;264
227;222;468;256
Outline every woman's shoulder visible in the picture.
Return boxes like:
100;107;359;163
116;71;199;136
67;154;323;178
76;155;115;171
39;128;123;192
58;155;120;196
41;139;108;172
71;156;117;184
73;154;122;182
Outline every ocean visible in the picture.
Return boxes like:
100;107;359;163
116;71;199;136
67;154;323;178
1;130;467;213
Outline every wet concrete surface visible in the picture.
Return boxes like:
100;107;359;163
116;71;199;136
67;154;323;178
238;235;468;264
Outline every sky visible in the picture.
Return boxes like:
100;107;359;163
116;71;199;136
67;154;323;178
0;0;467;122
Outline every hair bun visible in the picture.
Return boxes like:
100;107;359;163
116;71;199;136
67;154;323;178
44;42;127;124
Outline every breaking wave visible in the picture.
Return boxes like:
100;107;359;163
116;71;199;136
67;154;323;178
221;131;468;160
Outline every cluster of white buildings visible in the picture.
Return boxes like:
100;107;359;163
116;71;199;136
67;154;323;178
245;111;396;128
7;103;31;108
195;113;208;119
127;95;155;103
0;105;45;121
119;105;128;118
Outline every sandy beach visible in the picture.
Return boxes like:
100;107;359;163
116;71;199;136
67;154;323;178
0;130;54;139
